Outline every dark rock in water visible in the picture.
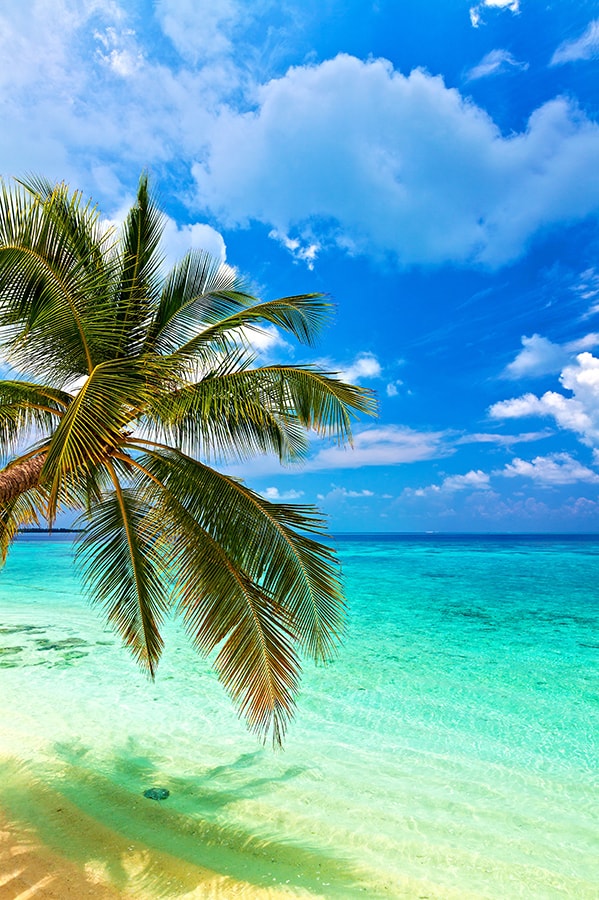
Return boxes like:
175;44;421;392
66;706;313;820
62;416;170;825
143;787;170;801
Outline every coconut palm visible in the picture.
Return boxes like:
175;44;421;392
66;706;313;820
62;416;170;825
0;174;375;744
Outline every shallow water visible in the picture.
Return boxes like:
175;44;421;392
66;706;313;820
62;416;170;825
0;534;598;897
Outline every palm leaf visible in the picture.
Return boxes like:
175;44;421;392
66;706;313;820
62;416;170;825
0;180;117;378
0;380;70;456
167;293;333;363
76;466;170;677
41;359;153;516
113;173;165;356
140;363;310;463
132;453;301;744
145;249;253;355
132;446;345;663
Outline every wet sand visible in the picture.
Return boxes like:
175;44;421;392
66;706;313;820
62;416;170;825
0;809;300;899
0;813;120;899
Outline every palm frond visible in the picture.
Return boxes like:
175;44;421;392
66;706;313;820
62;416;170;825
0;179;117;378
139;364;309;464
131;446;345;664
41;359;154;516
76;465;170;677
0;483;48;564
0;380;70;456
168;293;333;361
145;249;252;355
129;452;300;744
111;174;166;357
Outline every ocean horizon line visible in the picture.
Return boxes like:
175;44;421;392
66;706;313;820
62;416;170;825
15;527;599;538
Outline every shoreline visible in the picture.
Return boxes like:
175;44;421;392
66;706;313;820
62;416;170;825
0;805;300;899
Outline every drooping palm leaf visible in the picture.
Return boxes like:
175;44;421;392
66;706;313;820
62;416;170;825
133;446;345;664
76;466;171;677
0;380;69;455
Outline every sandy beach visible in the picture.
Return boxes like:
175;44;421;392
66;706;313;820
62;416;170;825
0;812;120;899
0;808;298;900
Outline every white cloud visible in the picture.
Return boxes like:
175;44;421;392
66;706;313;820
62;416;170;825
469;0;519;28
442;470;491;491
161;218;227;265
503;334;567;379
155;0;242;63
306;425;450;470
503;333;599;380
386;379;404;397
268;229;321;269
338;352;382;384
459;430;552;445
317;485;375;501
406;469;491;497
2;7;598;277
94;26;144;77
261;486;304;500
501;453;599;485
193;55;599;269
551;19;599;66
491;352;599;447
467;49;528;80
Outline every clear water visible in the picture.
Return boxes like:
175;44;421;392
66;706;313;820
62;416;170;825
0;534;597;898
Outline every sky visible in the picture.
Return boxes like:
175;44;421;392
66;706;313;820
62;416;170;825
1;0;599;532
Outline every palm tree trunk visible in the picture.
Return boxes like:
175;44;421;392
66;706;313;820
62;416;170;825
0;455;45;504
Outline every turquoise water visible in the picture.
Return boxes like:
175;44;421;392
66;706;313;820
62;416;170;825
0;534;598;897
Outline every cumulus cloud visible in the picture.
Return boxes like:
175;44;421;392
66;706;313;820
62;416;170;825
491;352;599;447
469;0;519;28
501;452;599;485
502;333;599;379
503;334;568;379
551;19;599;66
406;469;491;497
161;218;227;265
337;352;382;384
1;9;598;274
193;55;599;269
261;486;304;500
467;49;528;80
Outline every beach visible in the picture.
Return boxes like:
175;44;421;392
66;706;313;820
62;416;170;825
1;534;598;898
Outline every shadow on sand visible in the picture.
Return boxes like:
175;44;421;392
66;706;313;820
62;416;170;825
0;742;378;898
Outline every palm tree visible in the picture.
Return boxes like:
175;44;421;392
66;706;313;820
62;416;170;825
0;175;375;744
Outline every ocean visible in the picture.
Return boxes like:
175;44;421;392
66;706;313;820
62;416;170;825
0;533;597;898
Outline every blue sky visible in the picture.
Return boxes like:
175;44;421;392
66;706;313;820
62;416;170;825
2;0;599;532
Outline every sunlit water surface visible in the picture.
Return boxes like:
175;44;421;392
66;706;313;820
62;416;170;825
0;534;597;898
